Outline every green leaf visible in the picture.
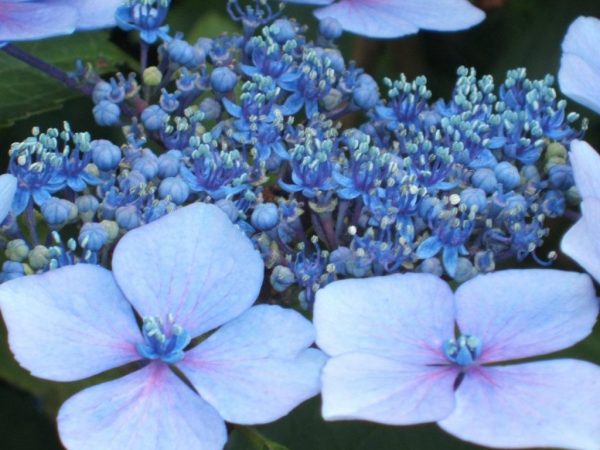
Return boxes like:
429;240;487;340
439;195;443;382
188;11;241;42
0;31;135;128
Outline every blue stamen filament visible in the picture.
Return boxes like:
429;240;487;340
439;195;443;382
443;334;482;367
136;315;191;364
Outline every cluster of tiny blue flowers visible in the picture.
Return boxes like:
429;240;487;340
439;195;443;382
0;0;585;308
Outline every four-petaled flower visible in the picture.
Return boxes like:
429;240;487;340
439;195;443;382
314;270;600;449
284;0;485;38
0;203;325;450
561;139;600;283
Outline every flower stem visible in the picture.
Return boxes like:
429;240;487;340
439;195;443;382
1;43;93;97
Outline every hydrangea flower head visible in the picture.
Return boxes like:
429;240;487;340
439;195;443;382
285;0;485;38
0;203;325;450
561;139;600;282
314;270;600;449
0;0;122;41
558;16;600;114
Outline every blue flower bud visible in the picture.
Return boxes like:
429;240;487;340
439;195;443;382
353;74;379;109
158;177;190;205
167;38;196;67
133;153;159;179
199;97;222;121
41;198;77;227
92;81;112;103
101;220;120;242
322;89;343;111
5;239;29;262
76;195;100;222
78;222;109;252
270;265;296;292
210;67;237;93
91;139;121;171
494;161;520;190
319;17;343;40
215;199;239;223
28;245;50;270
271;19;296;43
141;105;169;131
418;257;443;277
471;168;498;194
520;164;541;183
119;170;146;191
158;150;183;178
115;205;141;230
548;164;574;190
460;187;487;213
1;261;25;282
251;203;279;231
93;100;121;126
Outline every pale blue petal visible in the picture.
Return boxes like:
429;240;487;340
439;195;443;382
0;264;141;381
314;1;418;38
455;269;598;363
439;360;600;450
390;0;485;31
178;305;326;424
558;16;600;114
58;363;227;450
54;0;122;29
321;353;457;424
284;0;334;5
112;203;264;339
561;198;600;283
0;173;17;223
569;140;600;200
0;2;77;41
313;273;454;364
416;236;443;259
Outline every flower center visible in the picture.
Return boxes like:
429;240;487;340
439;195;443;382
443;334;481;367
136;314;190;364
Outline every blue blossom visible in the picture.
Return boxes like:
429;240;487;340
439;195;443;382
0;204;326;450
116;0;171;44
314;270;600;449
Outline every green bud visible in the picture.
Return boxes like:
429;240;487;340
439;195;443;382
100;220;120;242
6;239;29;262
143;66;163;86
545;142;567;161
28;245;51;270
565;185;582;206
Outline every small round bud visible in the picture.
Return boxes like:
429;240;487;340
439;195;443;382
322;48;345;73
452;257;477;283
1;261;25;282
28;245;51;270
329;246;352;276
76;195;100;222
92;81;112;103
270;265;296;292
474;250;495;273
115;205;141;230
418;257;443;277
548;164;574;190
91;139;121;171
215;199;239;223
79;222;109;252
141;105;168;131
158;177;190;205
143;66;163;86
471;168;498;194
100;220;120;242
460;187;487;213
271;19;296;43
545;142;567;161
158;150;183;179
210;67;237;93
93;100;120;126
199;97;222;121
167;38;196;67
41;198;77;227
133;153;159;179
353;74;379;110
5;239;29;262
494;161;520;191
251;203;279;231
319;17;343;40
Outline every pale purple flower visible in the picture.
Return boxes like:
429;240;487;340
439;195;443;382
0;0;122;41
558;16;600;114
285;0;485;38
314;270;600;449
561;139;600;282
0;203;325;450
0;173;17;223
